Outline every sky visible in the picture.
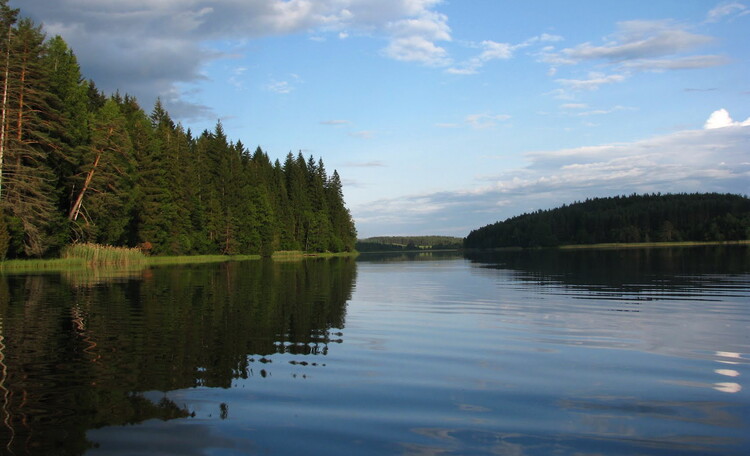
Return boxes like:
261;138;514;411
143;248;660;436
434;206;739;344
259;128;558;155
14;0;750;238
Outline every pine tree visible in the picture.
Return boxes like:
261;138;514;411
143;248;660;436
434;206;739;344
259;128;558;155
0;14;63;256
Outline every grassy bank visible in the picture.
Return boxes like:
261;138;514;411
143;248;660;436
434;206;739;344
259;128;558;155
0;257;88;273
0;246;357;273
271;250;358;260
146;254;261;266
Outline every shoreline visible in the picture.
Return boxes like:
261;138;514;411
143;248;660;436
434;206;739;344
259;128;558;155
463;239;750;252
556;239;750;250
0;250;358;274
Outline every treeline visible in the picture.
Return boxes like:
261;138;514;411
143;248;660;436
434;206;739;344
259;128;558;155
356;235;463;252
0;1;356;259
464;193;750;249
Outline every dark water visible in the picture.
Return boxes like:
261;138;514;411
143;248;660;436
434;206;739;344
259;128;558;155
0;247;748;455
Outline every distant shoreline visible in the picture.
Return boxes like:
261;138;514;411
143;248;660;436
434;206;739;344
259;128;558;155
464;239;750;252
557;240;750;249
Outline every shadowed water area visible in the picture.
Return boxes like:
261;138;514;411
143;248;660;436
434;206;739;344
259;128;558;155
0;247;748;455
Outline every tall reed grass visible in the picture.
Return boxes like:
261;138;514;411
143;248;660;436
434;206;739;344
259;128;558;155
61;243;147;266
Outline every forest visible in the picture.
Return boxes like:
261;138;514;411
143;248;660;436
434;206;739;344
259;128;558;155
0;1;356;259
356;236;463;252
464;193;750;249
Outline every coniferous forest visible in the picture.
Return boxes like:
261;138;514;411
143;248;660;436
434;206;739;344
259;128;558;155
464;193;750;249
0;1;356;259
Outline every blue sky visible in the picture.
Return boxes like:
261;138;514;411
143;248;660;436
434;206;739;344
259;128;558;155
16;0;750;237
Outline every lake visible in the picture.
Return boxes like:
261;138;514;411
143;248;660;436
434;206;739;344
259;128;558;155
1;246;749;455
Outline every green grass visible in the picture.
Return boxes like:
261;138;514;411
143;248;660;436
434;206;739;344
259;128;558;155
0;246;357;274
0;257;88;273
146;254;261;266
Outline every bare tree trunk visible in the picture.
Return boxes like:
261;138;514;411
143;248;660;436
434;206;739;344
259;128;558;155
16;43;24;141
68;150;101;221
0;23;11;201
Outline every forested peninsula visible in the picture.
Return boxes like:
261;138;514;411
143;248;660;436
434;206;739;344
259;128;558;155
464;193;750;249
0;2;356;260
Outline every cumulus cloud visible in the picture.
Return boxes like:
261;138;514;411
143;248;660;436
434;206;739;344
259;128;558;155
353;111;750;236
704;108;750;129
16;0;453;118
383;8;452;66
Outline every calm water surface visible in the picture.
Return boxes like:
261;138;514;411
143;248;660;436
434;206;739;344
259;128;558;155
1;247;749;455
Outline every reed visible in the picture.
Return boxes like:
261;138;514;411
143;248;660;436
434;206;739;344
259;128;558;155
61;243;147;266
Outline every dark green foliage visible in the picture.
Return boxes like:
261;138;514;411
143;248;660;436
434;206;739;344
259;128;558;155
357;235;463;252
0;3;357;258
464;193;750;249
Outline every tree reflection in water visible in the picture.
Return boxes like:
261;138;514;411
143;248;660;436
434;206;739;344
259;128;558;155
0;257;356;455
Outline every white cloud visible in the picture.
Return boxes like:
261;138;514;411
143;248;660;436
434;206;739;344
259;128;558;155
704;108;750;129
383;35;451;66
541;19;727;79
556;72;626;91
447;40;512;74
620;55;730;71
563;20;714;62
265;80;293;94
560;103;588;110
573;105;635;117
448;33;563;75
706;2;749;23
466;113;511;129
381;8;452;66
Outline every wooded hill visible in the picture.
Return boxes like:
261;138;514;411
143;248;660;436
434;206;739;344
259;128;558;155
356;236;463;252
0;1;356;259
464;193;750;249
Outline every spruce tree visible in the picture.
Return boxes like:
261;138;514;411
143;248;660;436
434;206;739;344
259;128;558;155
68;99;134;244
